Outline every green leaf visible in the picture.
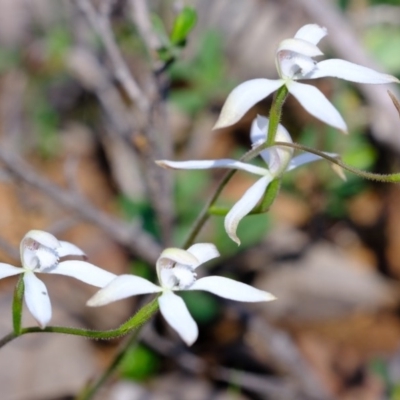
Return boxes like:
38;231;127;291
364;26;400;75
119;344;160;381
170;7;197;46
179;291;219;323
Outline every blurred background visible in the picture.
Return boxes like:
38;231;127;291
1;0;400;399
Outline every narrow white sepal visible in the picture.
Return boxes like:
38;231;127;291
286;152;338;172
190;276;276;302
287;81;348;132
277;38;323;57
186;243;220;268
158;291;198;346
0;263;23;279
213;79;284;129
307;59;399;84
23;272;52;328
156;159;269;176
57;241;86;258
46;260;117;288
225;175;272;245
294;24;327;45
87;275;162;306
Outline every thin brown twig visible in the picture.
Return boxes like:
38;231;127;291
0;149;161;264
73;0;149;113
388;90;400;118
72;0;174;244
129;0;163;70
141;324;324;400
128;0;175;244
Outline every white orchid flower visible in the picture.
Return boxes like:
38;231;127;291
87;243;275;345
157;115;337;245
0;230;116;328
214;24;399;132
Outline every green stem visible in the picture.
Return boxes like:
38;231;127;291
273;141;400;183
12;276;24;335
183;170;235;248
76;328;142;400
266;85;288;146
182;89;288;248
253;178;281;213
0;297;159;349
0;332;17;348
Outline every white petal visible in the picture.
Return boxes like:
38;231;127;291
158;291;198;346
0;263;23;279
294;24;327;45
260;124;294;176
156;159;268;176
287;81;347;132
306;59;399;84
250;116;274;167
225;175;272;245
23;230;59;249
22;248;39;271
277;52;317;80
213;79;284;129
46;260;116;288
286;152;337;171
277;39;323;57
57;241;86;258
190;276;276;302
186;243;220;269
23;272;51;328
250;115;268;145
87;275;162;306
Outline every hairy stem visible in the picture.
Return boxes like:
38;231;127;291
273;141;400;182
0;297;159;349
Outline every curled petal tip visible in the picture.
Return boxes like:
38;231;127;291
225;215;241;245
331;164;347;181
212;117;230;130
264;293;277;302
86;297;99;307
155;160;168;168
232;236;241;246
86;291;108;307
